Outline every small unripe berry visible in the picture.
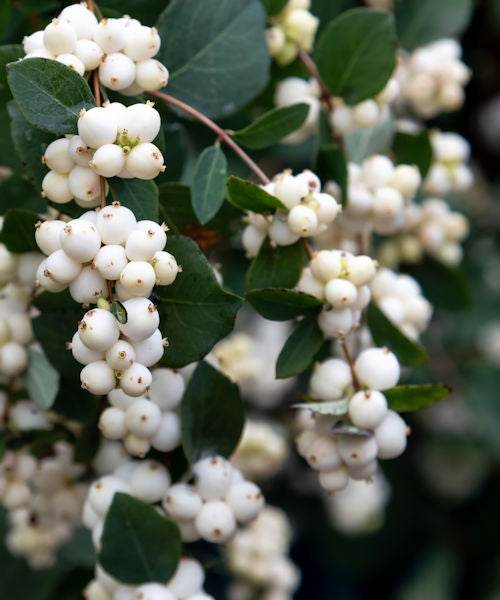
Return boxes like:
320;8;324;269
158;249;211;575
43;138;74;174
80;360;116;395
125;142;165;180
42;171;73;204
99;52;136;91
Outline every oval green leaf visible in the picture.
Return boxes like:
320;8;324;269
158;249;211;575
23;348;59;410
246;238;305;291
344;116;395;164
108;178;159;222
0;208;39;253
392;131;433;178
246;288;324;321
384;384;451;412
226;176;287;214
276;313;324;378
191;145;227;225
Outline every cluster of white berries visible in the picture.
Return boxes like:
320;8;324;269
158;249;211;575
274;78;321;144
41;102;165;207
23;3;168;94
266;0;319;66
34;203;180;396
380;197;469;267
370;268;433;340
297;249;377;338
242;169;340;258
226;507;300;600
296;348;408;493
83;459;171;552
99;368;184;457
231;420;288;481
3;442;87;569
85;558;214;600
397;38;471;118
163;455;264;544
211;333;263;384
423;131;474;196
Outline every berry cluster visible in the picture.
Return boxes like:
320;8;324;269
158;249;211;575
85;558;214;600
297;348;408;493
297;249;377;338
226;507;300;600
397;38;471;118
242;169;340;258
99;368;184;457
163;455;264;544
266;0;319;66
23;3;168;94
370;268;433;340
423;131;474;196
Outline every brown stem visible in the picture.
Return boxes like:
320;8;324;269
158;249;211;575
301;237;314;260
340;338;360;390
148;90;271;186
298;49;332;107
92;69;101;107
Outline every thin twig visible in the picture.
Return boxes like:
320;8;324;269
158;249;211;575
148;90;271;185
298;49;332;107
340;338;360;390
301;237;314;260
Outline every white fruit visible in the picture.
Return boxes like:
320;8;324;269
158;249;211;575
133;584;175;600
60;219;101;262
305;436;342;471
120;362;152;397
361;155;394;189
125;226;166;261
167;558;205;599
88;475;131;516
45;249;82;283
273;173;308;209
105;340;136;371
225;481;264;523
44;19;77;55
56;53;85;76
317;306;354;338
78;107;118;148
124;433;151;457
241;224;266;258
69;166;101;202
296;267;324;299
338;434;378;467
78;308;120;351
69;266;108;303
130;460;170;503
124;398;161;437
152;251;178;285
42;171;73;204
310;358;352;401
119;297;159;342
125;142;164;179
82;501;100;530
123;26;161;62
119;261;156;297
68;135;93;167
315;192;340;224
195;500;236;543
310;250;343;282
162;484;202;521
93;245;128;280
135;59;169;91
99;52;136;91
295;169;321;193
89;144;125;178
117;102;161;144
318;465;350;492
35;220;65;255
36;259;67;292
348;459;378;480
374;410;407;459
23;30;45;54
93;19;125;54
98;407;127;440
80;360;116;395
43;138;74;174
59;4;98;39
149;369;185;411
288;204;318;236
108;388;136;411
325;278;358;309
151;412;181;452
96;202;137;245
345;255;377;287
268;214;300;246
70;331;104;365
349;389;388;429
132;329;164;367
8;313;33;345
354;347;400;390
194;456;233;501
0;342;28;376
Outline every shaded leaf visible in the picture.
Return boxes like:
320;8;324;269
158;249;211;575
344;116;395;163
23;349;59;409
392;131;433;178
0;208;39;252
385;384;451;412
108;178;159;222
276;313;323;378
246;238;305;291
314;144;347;207
191;145;227;224
246;288;323;321
226;176;286;213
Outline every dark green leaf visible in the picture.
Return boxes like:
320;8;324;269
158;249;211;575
73;401;101;464
226;176;286;213
8;101;53;188
7;58;96;134
0;45;23;101
0;208;39;252
0;432;5;461
367;302;427;366
99;493;181;585
246;238;305;290
276;313;323;378
314;8;397;105
51;377;98;422
157;0;270;119
0;175;46;214
191;145;227;224
395;0;474;51
158;235;243;368
23;349;59;410
181;361;244;462
344;116;395;163
403;256;472;311
263;0;287;15
392;131;433;178
98;0;167;25
385;384;450;412
232;103;310;149
158;182;196;234
108;177;159;222
314;144;347;207
311;0;358;33
110;300;127;324
246;288;324;321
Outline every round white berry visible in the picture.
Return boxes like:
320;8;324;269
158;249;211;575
93;19;125;54
69;266;108;304
0;342;28;376
268;214;300;246
317;306;354;338
43;19;77;55
108;388;136;411
318;465;349;492
125;142;164;179
135;59;169;91
124;433;151;457
125;225;166;262
167;558;205;599
96;202;137;245
133;584;175;600
149;369;185;411
117;102;161;144
105;340;136;371
78;107;118;149
123;26;161;62
361;155;394;189
120;363;152;397
8;314;33;346
68;135;93;167
241;224;266;258
88;475;131;517
36;259;67;292
60;219;101;262
349;389;388;429
354;347;400;390
78;308;120;351
374;410;407;459
35;220;65;255
93;245;128;281
162;484;202;521
125;398;161;438
59;4;98;39
82;501;100;530
131;329;164;367
68;166;101;202
296;267;324;299
130;461;171;503
288;205;319;236
151;412;181;452
338;434;378;467
305;436;342;471
348;459;378;480
70;331;104;365
45;249;82;283
23;30;45;54
99;52;136;91
119;297;159;342
325;278;358;309
194;456;233;501
56;53;85;76
81;360;116;395
89;144;125;178
42;171;73;204
152;251;178;285
310;358;352;401
98;407;126;440
119;261;156;297
225;481;264;523
43;138;74;174
195;500;236;543
74;38;103;70
345;255;377;287
310;250;343;282
315;192;340;224
273;172;308;209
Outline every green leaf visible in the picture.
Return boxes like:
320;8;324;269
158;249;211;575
232;103;310;149
392;131;433;178
395;0;474;51
314;8;397;105
157;0;270;119
276;313;324;378
367;302;427;367
7;58;96;134
344;116;395;163
385;384;451;412
403;256;472;311
263;0;287;15
0;432;6;461
0;45;23;101
181;361;244;462
99;493;181;585
246;238;304;291
246;288;324;321
314;144;347;207
158;183;196;234
158;235;243;368
108;177;159;222
23;349;59;410
0;208;39;252
226;176;286;213
191;145;227;224
8;102;53;188
0;176;46;215
110;300;127;324
293;399;349;415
